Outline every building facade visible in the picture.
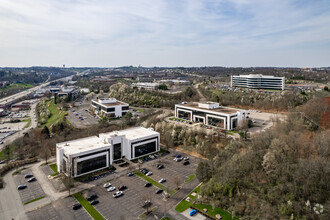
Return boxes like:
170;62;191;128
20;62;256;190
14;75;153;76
231;74;285;90
90;98;129;118
56;127;160;177
131;82;159;90
175;101;246;130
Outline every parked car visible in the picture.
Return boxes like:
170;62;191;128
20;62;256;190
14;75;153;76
118;185;127;190
146;172;153;176
145;183;152;187
156;164;164;169
17;184;27;190
103;183;111;188
27;177;36;182
156;189;163;194
113;191;124;198
107;186;116;192
183;161;190;165
72;203;81;210
87;193;98;201
183;157;189;161
128;172;134;176
159;178;166;183
90;200;99;205
189;209;197;216
24;174;33;179
174;157;182;162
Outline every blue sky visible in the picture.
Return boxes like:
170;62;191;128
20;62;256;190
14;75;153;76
0;0;329;67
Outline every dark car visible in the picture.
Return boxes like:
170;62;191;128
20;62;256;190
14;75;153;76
183;161;190;165
90;200;99;205
27;177;36;182
118;185;127;190
175;154;182;158
156;164;164;169
72;203;81;210
145;183;152;187
128;172;134;176
17;184;27;190
156;189;163;194
24;174;33;179
87;193;98;201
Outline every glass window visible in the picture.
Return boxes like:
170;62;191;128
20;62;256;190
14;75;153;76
107;107;115;112
122;106;129;111
134;142;156;158
232;118;237;129
178;110;191;120
76;155;107;175
113;143;122;161
208;116;225;128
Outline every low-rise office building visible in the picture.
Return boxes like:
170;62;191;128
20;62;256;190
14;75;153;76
175;101;246;130
90;98;129;118
132;82;159;90
231;74;285;90
56;127;160;177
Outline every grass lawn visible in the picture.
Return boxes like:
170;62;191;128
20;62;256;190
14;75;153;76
185;174;195;183
191;203;239;220
134;171;176;196
160;217;171;220
64;117;71;125
24;196;45;205
24;119;31;128
43;100;66;128
73;192;105;220
175;184;201;212
49;163;59;176
227;130;238;135
136;109;144;113
0;83;33;92
0;144;18;160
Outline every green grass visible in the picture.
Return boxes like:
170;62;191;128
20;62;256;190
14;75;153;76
227;130;238;135
0;144;18;160
24;119;31;128
175;185;201;212
24;196;45;205
136;109;144;113
191;203;239;220
12;167;27;176
185;174;195;183
43;100;66;128
73;192;105;220
160;217;171;220
49;163;59;176
0;83;34;92
138;206;157;219
65;117;72;125
134;171;176;196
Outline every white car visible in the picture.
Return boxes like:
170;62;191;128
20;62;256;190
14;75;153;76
113;191;124;198
103;183;111;188
159;178;166;183
146;172;153;176
107;186;116;192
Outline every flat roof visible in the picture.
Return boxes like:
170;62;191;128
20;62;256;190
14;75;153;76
233;74;283;79
57;136;108;155
92;99;128;107
101;127;159;141
176;102;243;114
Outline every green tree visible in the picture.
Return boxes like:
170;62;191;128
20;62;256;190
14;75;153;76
184;87;194;98
158;84;168;90
196;161;212;182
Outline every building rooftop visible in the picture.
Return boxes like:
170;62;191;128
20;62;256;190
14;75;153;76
92;98;128;107
233;74;283;78
57;136;109;155
176;102;243;114
100;127;158;141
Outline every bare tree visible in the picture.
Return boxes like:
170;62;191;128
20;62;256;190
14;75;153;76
173;176;182;190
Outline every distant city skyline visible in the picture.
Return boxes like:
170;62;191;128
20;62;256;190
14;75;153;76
0;0;329;67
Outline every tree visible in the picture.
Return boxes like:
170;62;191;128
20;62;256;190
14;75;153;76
237;119;250;141
173;176;182;190
196;161;212;182
158;84;168;90
184;87;194;98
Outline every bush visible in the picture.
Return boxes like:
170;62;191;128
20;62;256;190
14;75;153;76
0;177;3;188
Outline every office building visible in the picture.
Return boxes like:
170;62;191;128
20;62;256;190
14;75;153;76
175;101;246;130
56;127;160;177
132;82;159;90
90;98;129;118
231;74;285;90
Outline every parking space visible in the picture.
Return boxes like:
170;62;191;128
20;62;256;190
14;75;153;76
13;169;45;204
66;108;98;128
27;196;92;220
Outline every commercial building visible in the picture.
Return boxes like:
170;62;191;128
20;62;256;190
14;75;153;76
231;74;285;90
57;88;79;101
56;127;160;177
90;98;129;118
175;101;246;130
132;82;159;90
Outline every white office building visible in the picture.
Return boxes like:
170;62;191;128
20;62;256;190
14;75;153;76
175;101;246;130
56;127;160;177
231;74;285;90
90;98;129;118
131;82;159;90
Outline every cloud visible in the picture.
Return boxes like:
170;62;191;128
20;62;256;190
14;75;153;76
0;0;329;66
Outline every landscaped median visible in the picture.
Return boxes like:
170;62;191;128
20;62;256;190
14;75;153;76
185;174;195;183
24;196;45;205
134;171;176;196
49;163;59;176
175;184;238;220
73;192;105;220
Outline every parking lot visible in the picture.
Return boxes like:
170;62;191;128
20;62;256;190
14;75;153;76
78;152;199;219
27;196;92;220
66;108;98;128
13;169;45;204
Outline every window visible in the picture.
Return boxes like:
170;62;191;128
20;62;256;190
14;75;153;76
178;110;191;120
106;107;115;112
122;106;129;111
134;141;156;158
232;118;238;129
207;116;225;128
76;155;107;175
113;143;122;161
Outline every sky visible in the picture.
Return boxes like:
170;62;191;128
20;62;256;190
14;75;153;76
0;0;330;67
